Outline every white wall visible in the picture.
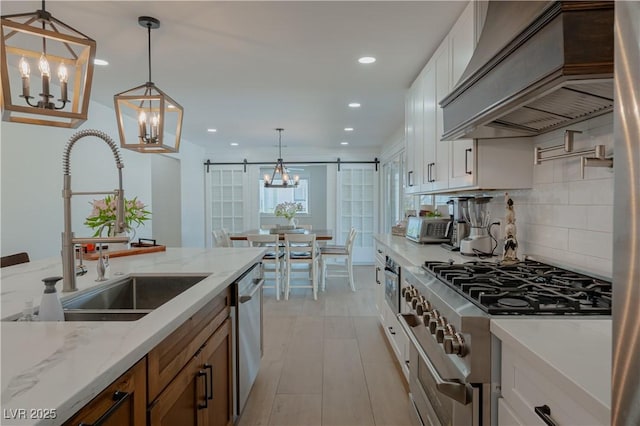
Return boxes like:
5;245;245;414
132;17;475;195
1;99;206;260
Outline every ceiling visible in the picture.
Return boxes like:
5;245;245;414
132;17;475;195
1;1;468;153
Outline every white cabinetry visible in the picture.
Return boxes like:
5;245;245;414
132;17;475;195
498;339;608;426
406;76;424;194
404;2;533;195
374;244;385;324
424;41;449;192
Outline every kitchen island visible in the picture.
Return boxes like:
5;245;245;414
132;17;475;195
0;247;265;425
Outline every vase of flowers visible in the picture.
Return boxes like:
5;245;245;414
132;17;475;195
84;195;151;249
274;201;303;228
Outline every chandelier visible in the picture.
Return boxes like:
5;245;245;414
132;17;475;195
0;0;96;127
264;128;299;188
114;16;183;153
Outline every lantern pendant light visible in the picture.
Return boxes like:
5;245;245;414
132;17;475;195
114;16;183;153
1;0;96;127
264;128;299;188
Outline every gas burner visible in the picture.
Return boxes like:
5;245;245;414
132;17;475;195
497;297;529;308
422;259;612;316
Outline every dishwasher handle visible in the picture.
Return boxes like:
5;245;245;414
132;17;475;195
239;278;265;303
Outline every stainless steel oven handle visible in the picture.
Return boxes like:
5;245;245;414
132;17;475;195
397;313;472;405
239;278;265;303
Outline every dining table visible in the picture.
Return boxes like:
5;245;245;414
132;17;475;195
229;229;334;241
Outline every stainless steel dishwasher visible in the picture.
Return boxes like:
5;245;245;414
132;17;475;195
233;263;264;418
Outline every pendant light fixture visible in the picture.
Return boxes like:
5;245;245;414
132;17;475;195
264;128;299;188
114;16;183;153
1;0;96;127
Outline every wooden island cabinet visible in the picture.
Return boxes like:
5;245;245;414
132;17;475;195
63;358;147;426
64;286;233;426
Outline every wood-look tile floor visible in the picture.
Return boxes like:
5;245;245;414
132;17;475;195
238;266;414;426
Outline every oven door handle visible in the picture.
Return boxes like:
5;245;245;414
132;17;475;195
397;313;472;405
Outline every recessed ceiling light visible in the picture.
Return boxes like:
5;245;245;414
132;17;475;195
230;142;239;146
94;58;109;66
341;141;349;145
348;102;361;108
207;128;217;133
344;127;354;132
358;56;376;64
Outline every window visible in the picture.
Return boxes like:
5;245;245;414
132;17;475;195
259;179;309;214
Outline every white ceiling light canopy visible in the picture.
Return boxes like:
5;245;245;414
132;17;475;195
1;0;96;128
114;16;183;154
264;128;299;188
358;56;376;64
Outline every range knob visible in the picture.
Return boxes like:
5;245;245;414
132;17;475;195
401;286;411;298
404;287;416;302
428;315;446;335
411;295;424;310
423;309;439;326
416;298;430;315
443;332;467;357
435;321;452;343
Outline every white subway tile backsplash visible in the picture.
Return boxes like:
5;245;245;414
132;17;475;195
522;182;569;205
586;206;614;233
552;204;588;229
533;160;555;184
520;224;569;250
568;229;613;260
568;178;614;205
427;115;613;276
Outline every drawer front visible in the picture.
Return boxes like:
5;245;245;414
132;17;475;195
148;287;231;401
498;397;525;426
501;347;605;426
64;358;147;426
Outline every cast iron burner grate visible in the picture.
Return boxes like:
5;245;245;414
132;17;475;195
422;260;611;315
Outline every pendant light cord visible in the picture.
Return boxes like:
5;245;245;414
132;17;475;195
147;23;152;83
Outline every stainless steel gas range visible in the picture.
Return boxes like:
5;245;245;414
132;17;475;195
397;258;612;426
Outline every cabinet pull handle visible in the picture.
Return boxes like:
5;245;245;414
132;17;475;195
375;267;380;285
465;148;473;175
205;363;214;400
197;370;208;409
429;163;436;182
388;326;396;335
79;391;131;426
408;171;414;187
534;404;557;426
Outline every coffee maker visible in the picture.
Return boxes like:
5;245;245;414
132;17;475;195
442;197;470;251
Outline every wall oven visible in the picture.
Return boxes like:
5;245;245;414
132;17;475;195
384;256;401;313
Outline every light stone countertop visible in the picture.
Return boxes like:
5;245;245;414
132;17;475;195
0;247;265;425
491;319;611;419
375;233;611;421
373;234;479;267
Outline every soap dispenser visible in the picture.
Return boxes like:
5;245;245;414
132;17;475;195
39;276;65;321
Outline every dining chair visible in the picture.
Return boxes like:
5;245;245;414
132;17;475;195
283;233;319;300
319;228;357;292
212;229;232;247
0;252;30;268
247;234;284;300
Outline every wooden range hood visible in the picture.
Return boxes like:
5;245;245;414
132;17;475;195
440;1;614;140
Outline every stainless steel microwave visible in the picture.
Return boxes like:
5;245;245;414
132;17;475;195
405;217;451;243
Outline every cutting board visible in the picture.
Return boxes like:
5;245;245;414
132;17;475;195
83;244;166;260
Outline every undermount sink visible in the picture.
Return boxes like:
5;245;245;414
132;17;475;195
7;274;209;322
62;275;209;311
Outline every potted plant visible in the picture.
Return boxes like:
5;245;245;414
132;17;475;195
84;195;151;247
